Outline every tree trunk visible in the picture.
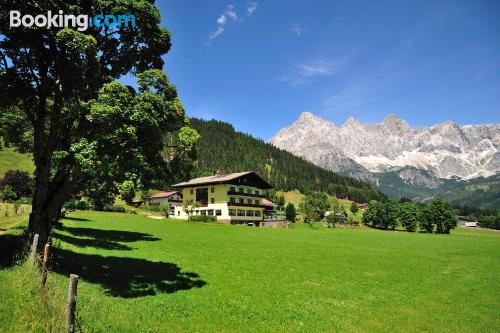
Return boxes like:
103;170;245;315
28;163;72;252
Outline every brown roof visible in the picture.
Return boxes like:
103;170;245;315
149;191;178;199
173;171;272;189
261;198;276;207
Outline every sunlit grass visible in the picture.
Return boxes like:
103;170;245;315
1;211;499;332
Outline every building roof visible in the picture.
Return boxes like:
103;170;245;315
149;191;178;199
261;198;276;207
173;171;272;189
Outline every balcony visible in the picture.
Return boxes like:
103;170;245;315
227;190;265;198
228;202;267;209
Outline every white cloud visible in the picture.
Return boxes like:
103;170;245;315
217;15;227;25
247;2;258;16
290;23;302;36
280;55;354;86
209;26;225;39
208;3;258;41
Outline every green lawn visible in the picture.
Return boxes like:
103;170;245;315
1;211;499;332
0;147;34;177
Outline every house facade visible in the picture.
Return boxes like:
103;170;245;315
149;191;183;216
173;171;273;225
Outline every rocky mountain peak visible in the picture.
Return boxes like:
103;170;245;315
270;112;500;181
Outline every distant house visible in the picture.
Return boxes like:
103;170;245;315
173;171;281;226
356;203;369;210
149;191;183;216
457;220;478;228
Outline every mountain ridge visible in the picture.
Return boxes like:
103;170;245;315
271;112;500;180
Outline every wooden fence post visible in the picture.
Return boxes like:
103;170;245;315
29;234;39;262
66;274;78;333
41;244;50;289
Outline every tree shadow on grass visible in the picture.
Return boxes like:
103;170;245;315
62;216;91;222
53;248;207;298
52;226;161;251
0;233;26;268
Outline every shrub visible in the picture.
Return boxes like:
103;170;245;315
191;215;217;222
141;204;161;212
325;213;338;228
119;180;136;204
1;185;17;202
0;170;34;199
102;205;126;213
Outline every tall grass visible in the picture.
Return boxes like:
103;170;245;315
0;255;66;332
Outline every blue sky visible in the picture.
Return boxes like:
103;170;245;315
137;0;500;140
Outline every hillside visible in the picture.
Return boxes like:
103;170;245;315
0;147;34;177
190;118;385;203
435;174;500;213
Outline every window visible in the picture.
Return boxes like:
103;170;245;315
211;198;215;204
254;199;259;205
255;190;259;195
246;210;254;217
237;210;245;216
229;209;236;216
177;210;180;216
195;187;208;205
215;210;222;216
230;197;236;204
207;210;214;215
211;186;215;193
239;198;245;204
230;186;236;192
201;210;207;215
239;187;244;193
195;210;199;215
255;210;261;217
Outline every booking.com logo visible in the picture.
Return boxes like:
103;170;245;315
9;10;137;31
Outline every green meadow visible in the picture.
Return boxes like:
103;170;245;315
1;211;499;332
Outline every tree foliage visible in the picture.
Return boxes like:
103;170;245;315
0;169;34;199
423;199;457;234
350;201;359;215
0;0;198;246
285;202;296;222
300;192;330;221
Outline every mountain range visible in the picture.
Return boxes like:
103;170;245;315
270;112;500;211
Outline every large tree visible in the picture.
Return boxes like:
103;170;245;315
0;1;198;249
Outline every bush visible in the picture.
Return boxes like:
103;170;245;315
64;198;89;211
350;201;359;214
477;214;500;230
141;204;161;212
102;205;126;213
1;185;17;202
0;170;34;199
119;180;136;204
325;213;338;228
191;215;217;222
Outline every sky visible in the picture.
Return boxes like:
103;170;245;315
133;0;500;140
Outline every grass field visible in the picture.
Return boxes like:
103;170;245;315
0;147;34;177
1;211;499;332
